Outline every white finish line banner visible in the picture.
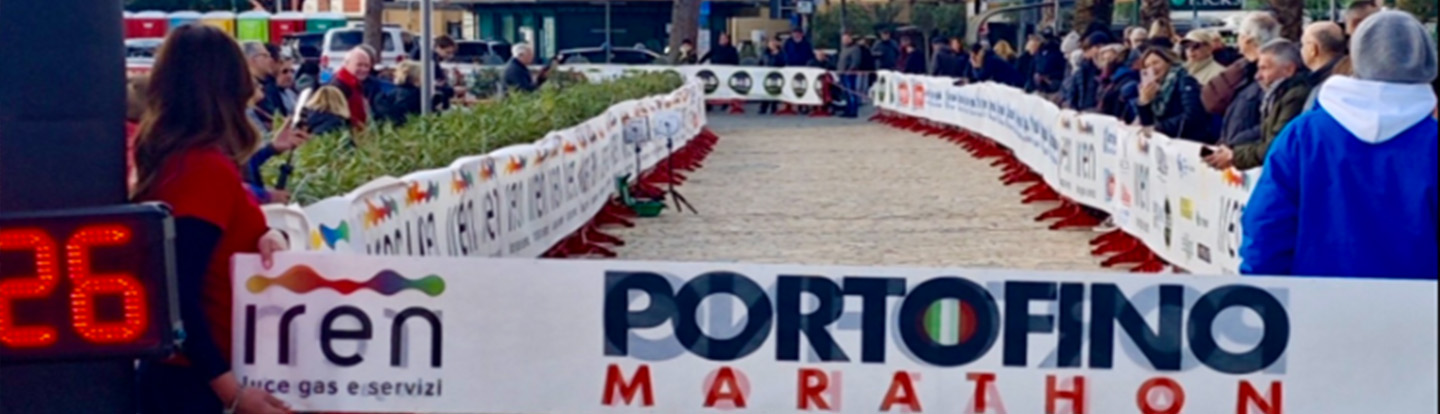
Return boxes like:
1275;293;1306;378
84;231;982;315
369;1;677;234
233;254;1438;413
565;64;830;105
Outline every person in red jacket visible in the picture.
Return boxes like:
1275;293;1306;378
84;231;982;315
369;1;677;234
331;47;373;131
130;24;297;414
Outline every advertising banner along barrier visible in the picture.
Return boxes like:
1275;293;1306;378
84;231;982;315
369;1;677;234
872;71;1257;274
565;64;830;105
233;254;1439;413
282;81;707;259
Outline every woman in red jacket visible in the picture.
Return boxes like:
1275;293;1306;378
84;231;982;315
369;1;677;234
131;24;303;414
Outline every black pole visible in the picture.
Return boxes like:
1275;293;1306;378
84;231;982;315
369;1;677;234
0;0;133;412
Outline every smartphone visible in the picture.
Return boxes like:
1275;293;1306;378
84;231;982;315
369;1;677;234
1199;146;1215;157
290;87;314;132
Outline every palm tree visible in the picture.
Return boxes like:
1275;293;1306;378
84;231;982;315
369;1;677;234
364;0;383;53
1271;0;1304;40
669;0;701;61
1074;0;1116;35
1141;0;1170;30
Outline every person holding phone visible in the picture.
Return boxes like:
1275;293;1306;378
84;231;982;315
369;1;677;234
503;43;554;96
1134;47;1213;142
132;24;294;414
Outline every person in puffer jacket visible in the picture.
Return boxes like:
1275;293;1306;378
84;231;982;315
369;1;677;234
1241;11;1438;279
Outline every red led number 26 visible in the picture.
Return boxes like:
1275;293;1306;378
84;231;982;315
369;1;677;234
0;225;147;348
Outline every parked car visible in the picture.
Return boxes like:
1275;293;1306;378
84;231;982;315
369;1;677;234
555;47;666;65
282;31;325;64
320;27;409;72
452;40;512;65
125;38;164;58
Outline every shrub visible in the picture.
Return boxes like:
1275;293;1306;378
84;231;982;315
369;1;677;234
274;72;683;205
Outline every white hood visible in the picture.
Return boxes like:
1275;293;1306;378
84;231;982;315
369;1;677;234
1317;76;1438;144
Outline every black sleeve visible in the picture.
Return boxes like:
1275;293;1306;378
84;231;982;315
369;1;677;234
173;217;230;381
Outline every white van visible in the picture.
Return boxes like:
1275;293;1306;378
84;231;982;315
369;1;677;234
319;27;410;73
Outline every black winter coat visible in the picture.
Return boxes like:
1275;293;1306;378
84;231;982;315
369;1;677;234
1137;72;1214;143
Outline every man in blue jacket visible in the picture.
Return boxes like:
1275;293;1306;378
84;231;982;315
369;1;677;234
783;28;814;67
1240;11;1438;279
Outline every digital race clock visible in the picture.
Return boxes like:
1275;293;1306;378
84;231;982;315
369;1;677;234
0;203;179;363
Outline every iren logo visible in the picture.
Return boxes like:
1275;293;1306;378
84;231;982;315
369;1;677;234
246;265;446;297
242;266;445;368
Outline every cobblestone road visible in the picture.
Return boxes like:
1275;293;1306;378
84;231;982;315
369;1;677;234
609;108;1108;271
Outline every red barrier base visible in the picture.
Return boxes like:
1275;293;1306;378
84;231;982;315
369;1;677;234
808;105;832;117
775;103;798;115
1130;259;1168;273
727;100;745;114
1022;185;1059;204
1090;229;1128;246
1002;171;1040;186
1101;245;1154;268
581;222;624;247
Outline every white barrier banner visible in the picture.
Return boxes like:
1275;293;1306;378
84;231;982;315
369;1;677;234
233;254;1439;413
280;82;706;258
875;71;1264;274
566;64;829;105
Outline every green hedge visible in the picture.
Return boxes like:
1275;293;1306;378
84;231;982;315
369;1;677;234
275;72;683;205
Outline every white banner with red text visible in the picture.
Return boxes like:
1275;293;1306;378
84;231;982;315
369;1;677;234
564;64;830;105
871;71;1256;274
233;255;1438;413
262;81;707;259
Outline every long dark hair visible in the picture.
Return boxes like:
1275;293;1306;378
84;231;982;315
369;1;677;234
131;24;260;198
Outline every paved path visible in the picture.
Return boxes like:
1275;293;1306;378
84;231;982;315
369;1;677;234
609;108;1108;271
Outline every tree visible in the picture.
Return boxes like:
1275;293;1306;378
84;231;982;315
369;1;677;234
1396;0;1438;23
1074;0;1116;35
669;0;701;60
1270;0;1304;40
1140;0;1171;30
364;0;383;55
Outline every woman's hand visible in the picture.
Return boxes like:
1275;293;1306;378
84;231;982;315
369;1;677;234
258;229;289;270
271;124;311;153
1138;80;1161;105
213;372;291;414
234;387;293;414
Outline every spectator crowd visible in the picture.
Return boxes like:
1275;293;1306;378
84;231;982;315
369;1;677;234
716;0;1434;279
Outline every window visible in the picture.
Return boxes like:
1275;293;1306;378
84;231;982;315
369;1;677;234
328;31;397;52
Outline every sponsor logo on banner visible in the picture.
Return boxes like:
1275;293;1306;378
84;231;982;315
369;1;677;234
1180;197;1195;220
1197;243;1213;263
725;71;760;95
912;82;926;109
791;73;809;98
1104;169;1116;202
1220;196;1246;261
1177;154;1196;178
1164;199;1174;247
1222;168;1249;189
763;72;784;96
1154;144;1169;177
1102;125;1120;155
697;70;719;94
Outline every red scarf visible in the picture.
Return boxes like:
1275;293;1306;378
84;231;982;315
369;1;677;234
335;68;369;127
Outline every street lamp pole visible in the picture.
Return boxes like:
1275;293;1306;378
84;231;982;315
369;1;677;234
421;0;434;116
606;0;613;63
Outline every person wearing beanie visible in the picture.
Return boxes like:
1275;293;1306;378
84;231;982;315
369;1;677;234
1241;11;1438;279
1060;31;1112;110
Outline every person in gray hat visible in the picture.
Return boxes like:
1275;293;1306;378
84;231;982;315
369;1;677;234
1240;10;1438;279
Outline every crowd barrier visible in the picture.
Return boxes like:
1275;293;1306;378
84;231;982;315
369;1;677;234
234;255;1438;413
260;81;714;260
565;64;831;106
870;71;1258;274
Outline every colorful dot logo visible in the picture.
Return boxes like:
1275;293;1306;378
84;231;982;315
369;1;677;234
247;265;446;297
